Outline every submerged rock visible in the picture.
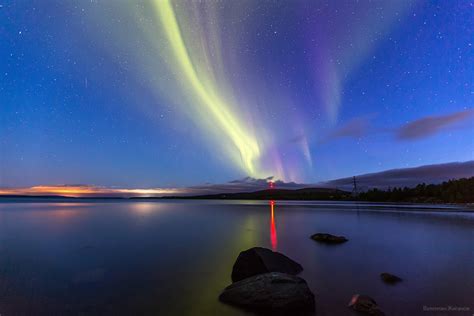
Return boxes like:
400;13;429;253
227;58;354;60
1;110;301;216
220;272;315;314
310;233;348;244
380;272;402;284
348;294;385;316
72;268;105;285
231;247;303;282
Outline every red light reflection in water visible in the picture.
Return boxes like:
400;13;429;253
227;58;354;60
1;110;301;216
270;200;278;250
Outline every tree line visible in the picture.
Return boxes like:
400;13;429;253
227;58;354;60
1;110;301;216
357;177;474;203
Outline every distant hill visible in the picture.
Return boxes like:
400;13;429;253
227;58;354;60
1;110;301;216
2;177;472;203
139;187;351;200
142;177;474;203
0;189;350;201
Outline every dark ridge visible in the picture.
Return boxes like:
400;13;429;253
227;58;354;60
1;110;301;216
2;177;472;203
132;187;351;200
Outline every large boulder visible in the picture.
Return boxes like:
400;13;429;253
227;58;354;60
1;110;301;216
348;294;385;315
231;247;303;282
310;233;348;244
380;272;402;284
219;272;315;314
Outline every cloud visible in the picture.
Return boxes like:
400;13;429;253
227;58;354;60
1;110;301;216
397;109;474;140
320;116;372;144
331;117;370;138
324;161;474;190
287;135;306;144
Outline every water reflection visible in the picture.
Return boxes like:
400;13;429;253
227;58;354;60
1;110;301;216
270;200;277;250
0;200;472;315
50;209;80;218
131;202;159;215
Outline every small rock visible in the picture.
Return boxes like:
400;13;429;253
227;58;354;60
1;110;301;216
310;233;348;244
231;247;303;282
380;272;402;284
220;272;315;314
348;294;385;316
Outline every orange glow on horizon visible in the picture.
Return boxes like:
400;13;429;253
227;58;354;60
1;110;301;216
0;185;185;198
0;186;98;197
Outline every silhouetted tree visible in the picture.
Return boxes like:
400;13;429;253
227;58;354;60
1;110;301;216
358;177;474;203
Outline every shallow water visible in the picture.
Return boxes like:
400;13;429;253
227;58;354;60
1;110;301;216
0;199;472;315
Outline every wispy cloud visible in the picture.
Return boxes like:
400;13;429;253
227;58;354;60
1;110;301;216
319;116;373;144
330;117;371;139
325;161;474;190
397;109;473;140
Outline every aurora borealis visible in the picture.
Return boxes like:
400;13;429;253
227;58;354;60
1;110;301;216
154;0;261;175
1;1;473;190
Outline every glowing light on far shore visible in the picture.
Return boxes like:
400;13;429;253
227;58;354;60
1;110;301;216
268;181;275;189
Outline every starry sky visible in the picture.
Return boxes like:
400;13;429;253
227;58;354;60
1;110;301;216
1;0;473;190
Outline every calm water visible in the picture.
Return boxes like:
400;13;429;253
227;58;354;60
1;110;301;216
0;200;472;315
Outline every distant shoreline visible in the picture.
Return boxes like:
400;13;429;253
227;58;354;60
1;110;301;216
0;195;472;210
1;177;473;206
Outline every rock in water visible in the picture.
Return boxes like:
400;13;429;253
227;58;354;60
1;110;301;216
231;247;303;282
220;272;315;314
380;272;402;284
72;268;105;285
348;294;385;315
311;233;348;244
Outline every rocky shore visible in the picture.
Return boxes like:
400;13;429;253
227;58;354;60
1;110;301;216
219;232;402;315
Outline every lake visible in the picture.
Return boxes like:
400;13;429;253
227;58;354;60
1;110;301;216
0;199;472;315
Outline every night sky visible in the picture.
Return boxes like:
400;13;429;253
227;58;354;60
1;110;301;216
1;0;473;191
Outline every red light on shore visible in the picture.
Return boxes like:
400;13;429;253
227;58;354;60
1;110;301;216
269;181;274;189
